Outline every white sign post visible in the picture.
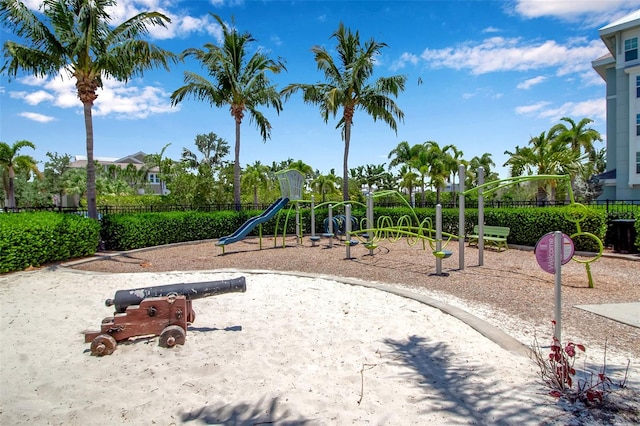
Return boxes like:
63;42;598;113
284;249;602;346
535;231;575;342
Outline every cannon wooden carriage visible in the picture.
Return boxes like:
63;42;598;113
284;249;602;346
84;277;246;356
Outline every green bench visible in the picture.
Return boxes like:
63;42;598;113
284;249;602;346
468;225;510;251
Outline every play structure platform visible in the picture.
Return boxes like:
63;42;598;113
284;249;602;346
216;197;289;246
216;170;304;249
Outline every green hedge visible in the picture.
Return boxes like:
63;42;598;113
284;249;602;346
0;212;101;274
100;209;301;251
0;205;615;274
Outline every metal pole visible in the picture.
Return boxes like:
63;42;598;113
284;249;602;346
328;204;333;248
458;165;465;270
436;204;443;275
345;204;352;259
554;231;562;342
295;202;301;245
478;166;485;266
310;195;316;246
367;192;374;255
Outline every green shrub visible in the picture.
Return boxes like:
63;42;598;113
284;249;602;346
0;212;100;273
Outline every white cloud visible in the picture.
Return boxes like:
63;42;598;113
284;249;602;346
420;37;608;80
209;0;244;7
271;35;283;46
92;79;177;119
513;0;636;20
538;99;606;122
23;90;55;105
482;26;501;33
462;87;503;100
9;70;176;119
390;52;419;71
18;75;48;86
515;101;551;115
515;99;605;122
19;112;55;123
517;76;546;89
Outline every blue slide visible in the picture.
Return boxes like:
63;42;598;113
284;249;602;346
216;197;289;246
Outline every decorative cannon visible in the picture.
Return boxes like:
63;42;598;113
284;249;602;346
84;277;246;356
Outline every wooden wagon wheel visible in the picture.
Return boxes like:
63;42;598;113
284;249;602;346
187;309;196;324
159;325;186;348
90;334;117;356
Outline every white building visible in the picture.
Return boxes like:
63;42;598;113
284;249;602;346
592;10;640;200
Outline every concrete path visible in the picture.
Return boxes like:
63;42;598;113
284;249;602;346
575;302;640;328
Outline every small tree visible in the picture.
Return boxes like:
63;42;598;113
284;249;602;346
1;0;177;218
0;140;41;209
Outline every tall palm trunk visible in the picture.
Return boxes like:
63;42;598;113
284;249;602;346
342;125;351;201
342;107;354;201
536;185;548;206
234;115;242;210
7;166;16;209
83;102;97;218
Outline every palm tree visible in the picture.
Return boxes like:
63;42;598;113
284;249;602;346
467;153;497;187
503;130;579;203
242;161;271;208
119;163;148;193
552;117;602;198
182;132;230;173
1;0;176;219
553;117;602;159
422;141;451;204
282;23;406;201
397;165;419;201
0;140;40;209
356;163;388;194
145;143;172;195
171;14;285;210
444;144;464;205
407;146;431;204
288;160;313;178
388;141;422;170
311;172;340;202
43;151;72;205
62;168;87;205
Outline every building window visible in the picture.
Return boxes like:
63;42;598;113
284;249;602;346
637;152;640;174
625;37;638;61
148;173;160;184
637;76;640;98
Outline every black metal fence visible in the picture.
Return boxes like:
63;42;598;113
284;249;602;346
2;199;639;215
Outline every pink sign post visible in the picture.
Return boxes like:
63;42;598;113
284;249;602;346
535;231;575;342
534;232;575;274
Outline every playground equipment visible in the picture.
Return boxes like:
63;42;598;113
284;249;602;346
325;167;602;282
217;169;305;253
84;277;246;356
459;166;604;288
342;190;455;276
217;198;289;248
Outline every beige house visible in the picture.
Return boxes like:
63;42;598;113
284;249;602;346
70;151;166;196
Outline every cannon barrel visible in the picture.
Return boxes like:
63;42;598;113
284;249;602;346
105;277;246;313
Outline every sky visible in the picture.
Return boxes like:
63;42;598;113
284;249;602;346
0;0;638;179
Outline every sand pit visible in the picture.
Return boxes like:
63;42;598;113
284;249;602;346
0;267;584;425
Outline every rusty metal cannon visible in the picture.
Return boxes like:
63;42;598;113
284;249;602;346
84;277;246;356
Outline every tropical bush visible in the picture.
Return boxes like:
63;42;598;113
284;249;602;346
0;212;100;273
